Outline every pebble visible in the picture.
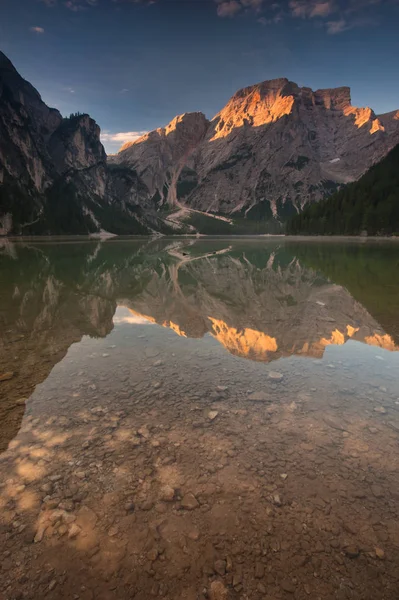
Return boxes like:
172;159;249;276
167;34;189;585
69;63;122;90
268;371;284;381
68;524;81;539
323;415;346;431
371;485;384;498
181;493;199;510
208;410;219;421
374;406;386;414
58;524;68;537
147;548;159;562
160;485;175;502
209;581;228;600
187;527;200;541
34;524;47;543
281;579;295;593
255;562;264;578
108;526;119;537
375;547;385;560
345;546;360;559
214;560;227;576
0;371;14;382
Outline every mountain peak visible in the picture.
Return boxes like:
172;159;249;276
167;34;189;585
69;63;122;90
314;86;352;110
164;111;209;136
233;78;291;99
225;78;353;111
210;79;355;140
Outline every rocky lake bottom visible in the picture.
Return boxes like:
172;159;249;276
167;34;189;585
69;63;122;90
1;237;399;600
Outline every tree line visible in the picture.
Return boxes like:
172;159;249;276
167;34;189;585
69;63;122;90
287;143;399;236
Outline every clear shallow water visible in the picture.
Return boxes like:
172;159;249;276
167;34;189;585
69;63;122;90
1;238;399;600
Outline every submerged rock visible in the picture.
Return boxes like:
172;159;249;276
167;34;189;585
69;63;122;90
0;372;14;382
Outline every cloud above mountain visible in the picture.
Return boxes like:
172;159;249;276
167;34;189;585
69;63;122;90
214;0;394;34
38;0;397;35
101;130;148;154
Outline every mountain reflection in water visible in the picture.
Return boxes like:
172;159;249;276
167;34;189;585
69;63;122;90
1;238;399;451
1;238;399;600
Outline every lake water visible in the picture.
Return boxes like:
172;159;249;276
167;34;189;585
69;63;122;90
1;237;399;600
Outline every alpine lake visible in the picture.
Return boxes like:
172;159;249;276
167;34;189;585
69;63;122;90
1;237;399;600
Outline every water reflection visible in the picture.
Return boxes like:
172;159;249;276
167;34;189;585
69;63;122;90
1;238;399;600
0;238;398;450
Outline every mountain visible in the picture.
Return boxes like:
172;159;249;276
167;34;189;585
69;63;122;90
112;78;399;226
0;51;186;236
286;143;399;235
1;50;399;235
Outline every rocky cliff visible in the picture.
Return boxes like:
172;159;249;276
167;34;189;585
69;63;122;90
113;78;399;224
0;52;183;235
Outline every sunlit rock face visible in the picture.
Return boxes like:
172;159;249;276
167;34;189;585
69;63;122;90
114;77;399;220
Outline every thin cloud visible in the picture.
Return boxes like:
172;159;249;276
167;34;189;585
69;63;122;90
101;131;148;144
61;86;76;93
215;0;394;25
310;1;335;16
39;0;397;36
217;0;242;17
64;1;88;11
289;0;335;18
30;26;45;34
326;18;351;32
241;0;265;10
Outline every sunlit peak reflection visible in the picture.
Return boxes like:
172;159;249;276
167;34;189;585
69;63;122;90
208;317;278;361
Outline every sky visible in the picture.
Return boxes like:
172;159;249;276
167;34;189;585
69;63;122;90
1;0;399;153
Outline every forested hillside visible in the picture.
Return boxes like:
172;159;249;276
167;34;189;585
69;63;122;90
287;144;399;236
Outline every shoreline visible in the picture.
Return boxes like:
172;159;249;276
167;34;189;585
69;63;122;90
2;234;399;243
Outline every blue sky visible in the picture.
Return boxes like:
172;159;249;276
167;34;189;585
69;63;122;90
1;0;399;153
